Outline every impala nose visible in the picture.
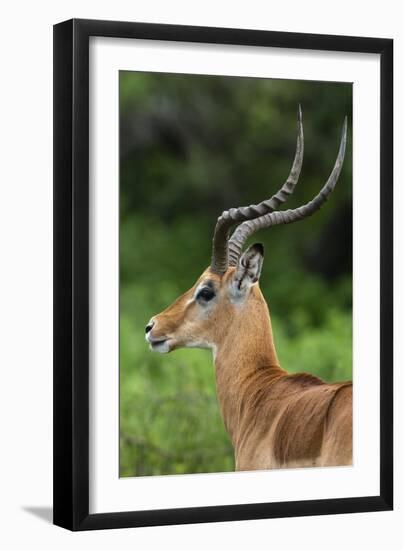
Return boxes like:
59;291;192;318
145;321;154;334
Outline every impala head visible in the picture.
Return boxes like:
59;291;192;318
145;243;265;353
146;107;348;354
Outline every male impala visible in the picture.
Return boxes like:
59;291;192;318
145;108;352;470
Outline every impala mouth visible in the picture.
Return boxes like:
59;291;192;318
146;334;171;354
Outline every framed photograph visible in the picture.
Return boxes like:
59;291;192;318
53;19;393;530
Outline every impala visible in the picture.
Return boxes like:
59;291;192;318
145;108;352;470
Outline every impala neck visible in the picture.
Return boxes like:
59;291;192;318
213;287;284;445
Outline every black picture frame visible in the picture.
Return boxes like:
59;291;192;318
53;18;393;531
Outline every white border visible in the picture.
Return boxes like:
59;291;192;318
89;37;380;514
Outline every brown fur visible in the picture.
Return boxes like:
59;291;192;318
150;266;352;470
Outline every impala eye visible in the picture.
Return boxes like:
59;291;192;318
197;288;215;302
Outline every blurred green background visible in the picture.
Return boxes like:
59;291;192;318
119;71;353;477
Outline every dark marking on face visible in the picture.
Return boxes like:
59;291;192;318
237;274;246;291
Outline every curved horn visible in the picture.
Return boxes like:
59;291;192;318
227;117;348;266
210;106;304;275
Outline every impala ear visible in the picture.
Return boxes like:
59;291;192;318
231;243;264;295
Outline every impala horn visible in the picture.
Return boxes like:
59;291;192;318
210;108;347;275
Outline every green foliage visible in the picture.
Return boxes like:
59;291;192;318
119;71;353;477
120;310;233;476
